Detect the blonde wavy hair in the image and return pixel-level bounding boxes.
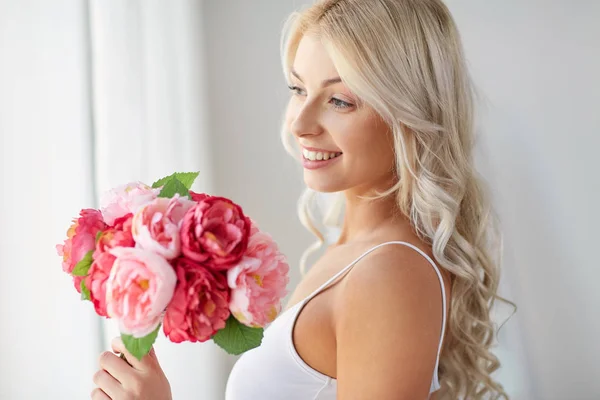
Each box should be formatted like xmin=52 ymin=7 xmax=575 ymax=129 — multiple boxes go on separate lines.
xmin=279 ymin=0 xmax=515 ymax=398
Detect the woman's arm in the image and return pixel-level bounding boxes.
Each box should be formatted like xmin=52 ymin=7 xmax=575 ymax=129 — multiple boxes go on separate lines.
xmin=335 ymin=246 xmax=446 ymax=400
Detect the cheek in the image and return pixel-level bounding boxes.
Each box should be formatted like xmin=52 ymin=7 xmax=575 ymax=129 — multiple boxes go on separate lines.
xmin=340 ymin=123 xmax=395 ymax=180
xmin=336 ymin=118 xmax=393 ymax=161
xmin=374 ymin=128 xmax=396 ymax=166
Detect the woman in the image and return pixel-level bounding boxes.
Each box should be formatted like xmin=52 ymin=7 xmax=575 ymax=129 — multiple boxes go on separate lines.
xmin=91 ymin=0 xmax=513 ymax=399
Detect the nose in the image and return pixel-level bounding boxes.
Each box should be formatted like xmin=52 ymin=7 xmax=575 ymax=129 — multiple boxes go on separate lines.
xmin=290 ymin=101 xmax=324 ymax=139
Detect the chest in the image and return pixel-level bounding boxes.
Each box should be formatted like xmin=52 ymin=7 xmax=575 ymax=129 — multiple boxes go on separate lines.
xmin=282 ymin=246 xmax=368 ymax=379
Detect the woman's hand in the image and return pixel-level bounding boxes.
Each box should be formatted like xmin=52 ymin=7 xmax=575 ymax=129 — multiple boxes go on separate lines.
xmin=91 ymin=337 xmax=172 ymax=400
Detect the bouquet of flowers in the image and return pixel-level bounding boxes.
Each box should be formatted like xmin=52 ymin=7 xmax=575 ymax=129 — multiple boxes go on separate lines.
xmin=56 ymin=172 xmax=290 ymax=360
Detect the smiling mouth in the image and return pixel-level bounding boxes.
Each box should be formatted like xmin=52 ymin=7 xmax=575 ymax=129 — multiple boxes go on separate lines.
xmin=302 ymin=149 xmax=343 ymax=161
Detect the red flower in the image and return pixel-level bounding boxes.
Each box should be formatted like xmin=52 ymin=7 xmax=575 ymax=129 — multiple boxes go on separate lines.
xmin=180 ymin=197 xmax=251 ymax=270
xmin=85 ymin=252 xmax=116 ymax=317
xmin=163 ymin=258 xmax=231 ymax=343
xmin=189 ymin=190 xmax=210 ymax=202
xmin=94 ymin=214 xmax=134 ymax=257
xmin=56 ymin=209 xmax=107 ymax=275
xmin=87 ymin=214 xmax=135 ymax=317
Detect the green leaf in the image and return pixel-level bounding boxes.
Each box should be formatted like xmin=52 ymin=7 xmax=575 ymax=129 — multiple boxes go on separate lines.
xmin=72 ymin=251 xmax=94 ymax=276
xmin=95 ymin=231 xmax=103 ymax=244
xmin=157 ymin=178 xmax=190 ymax=199
xmin=212 ymin=316 xmax=264 ymax=355
xmin=152 ymin=172 xmax=199 ymax=190
xmin=80 ymin=279 xmax=91 ymax=301
xmin=121 ymin=324 xmax=161 ymax=361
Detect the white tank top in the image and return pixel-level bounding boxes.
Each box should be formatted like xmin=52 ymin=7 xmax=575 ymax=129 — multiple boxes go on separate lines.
xmin=225 ymin=241 xmax=448 ymax=399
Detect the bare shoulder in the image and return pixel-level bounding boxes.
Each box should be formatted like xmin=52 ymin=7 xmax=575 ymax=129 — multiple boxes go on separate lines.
xmin=334 ymin=242 xmax=450 ymax=399
xmin=338 ymin=242 xmax=449 ymax=312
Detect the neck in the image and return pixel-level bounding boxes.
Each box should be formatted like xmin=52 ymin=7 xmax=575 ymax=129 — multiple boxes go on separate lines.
xmin=336 ymin=189 xmax=408 ymax=245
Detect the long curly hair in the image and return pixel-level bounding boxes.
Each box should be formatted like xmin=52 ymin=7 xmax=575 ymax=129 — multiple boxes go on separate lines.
xmin=278 ymin=0 xmax=516 ymax=398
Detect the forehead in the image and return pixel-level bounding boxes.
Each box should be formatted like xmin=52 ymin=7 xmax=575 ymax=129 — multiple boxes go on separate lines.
xmin=292 ymin=34 xmax=340 ymax=81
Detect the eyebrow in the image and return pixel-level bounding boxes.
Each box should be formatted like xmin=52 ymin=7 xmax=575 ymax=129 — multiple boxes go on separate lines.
xmin=291 ymin=68 xmax=342 ymax=88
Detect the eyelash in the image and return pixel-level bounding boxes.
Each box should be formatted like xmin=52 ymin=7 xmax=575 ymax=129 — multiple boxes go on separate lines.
xmin=287 ymin=85 xmax=354 ymax=110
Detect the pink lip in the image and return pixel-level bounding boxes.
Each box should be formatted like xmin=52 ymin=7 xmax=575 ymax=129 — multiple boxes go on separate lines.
xmin=301 ymin=154 xmax=342 ymax=170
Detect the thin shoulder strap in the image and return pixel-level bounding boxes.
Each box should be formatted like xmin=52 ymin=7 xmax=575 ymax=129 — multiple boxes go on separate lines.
xmin=299 ymin=241 xmax=406 ymax=306
xmin=300 ymin=241 xmax=447 ymax=376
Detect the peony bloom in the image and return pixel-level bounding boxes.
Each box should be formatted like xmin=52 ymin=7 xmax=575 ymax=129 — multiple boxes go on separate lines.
xmin=73 ymin=276 xmax=85 ymax=294
xmin=94 ymin=214 xmax=135 ymax=257
xmin=56 ymin=209 xmax=107 ymax=275
xmin=163 ymin=257 xmax=231 ymax=343
xmin=227 ymin=230 xmax=289 ymax=328
xmin=100 ymin=182 xmax=159 ymax=226
xmin=189 ymin=190 xmax=210 ymax=202
xmin=180 ymin=197 xmax=251 ymax=270
xmin=105 ymin=247 xmax=177 ymax=338
xmin=132 ymin=196 xmax=195 ymax=260
xmin=87 ymin=214 xmax=135 ymax=317
xmin=85 ymin=251 xmax=116 ymax=317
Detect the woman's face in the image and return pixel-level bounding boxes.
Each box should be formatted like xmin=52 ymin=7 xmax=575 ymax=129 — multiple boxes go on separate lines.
xmin=285 ymin=35 xmax=396 ymax=195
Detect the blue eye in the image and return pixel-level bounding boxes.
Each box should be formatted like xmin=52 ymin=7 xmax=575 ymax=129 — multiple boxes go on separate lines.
xmin=288 ymin=84 xmax=354 ymax=110
xmin=287 ymin=85 xmax=305 ymax=96
xmin=330 ymin=97 xmax=353 ymax=110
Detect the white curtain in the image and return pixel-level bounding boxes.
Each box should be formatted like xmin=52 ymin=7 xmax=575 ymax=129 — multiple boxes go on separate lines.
xmin=0 ymin=0 xmax=232 ymax=398
xmin=0 ymin=1 xmax=100 ymax=398
xmin=88 ymin=1 xmax=229 ymax=399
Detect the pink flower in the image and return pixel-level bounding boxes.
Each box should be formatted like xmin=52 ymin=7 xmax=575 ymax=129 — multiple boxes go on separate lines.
xmin=86 ymin=214 xmax=135 ymax=317
xmin=105 ymin=247 xmax=177 ymax=338
xmin=100 ymin=182 xmax=159 ymax=226
xmin=73 ymin=276 xmax=85 ymax=294
xmin=132 ymin=196 xmax=195 ymax=260
xmin=56 ymin=209 xmax=107 ymax=274
xmin=227 ymin=231 xmax=289 ymax=327
xmin=85 ymin=252 xmax=116 ymax=317
xmin=180 ymin=197 xmax=251 ymax=270
xmin=94 ymin=214 xmax=135 ymax=257
xmin=163 ymin=257 xmax=231 ymax=343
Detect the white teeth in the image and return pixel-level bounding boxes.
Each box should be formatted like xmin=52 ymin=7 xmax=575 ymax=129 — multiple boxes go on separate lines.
xmin=302 ymin=149 xmax=341 ymax=161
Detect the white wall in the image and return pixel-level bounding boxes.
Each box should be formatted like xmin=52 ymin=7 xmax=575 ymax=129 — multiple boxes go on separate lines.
xmin=0 ymin=1 xmax=100 ymax=398
xmin=447 ymin=1 xmax=600 ymax=399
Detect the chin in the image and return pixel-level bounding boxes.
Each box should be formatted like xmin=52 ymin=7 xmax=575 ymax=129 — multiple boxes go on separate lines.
xmin=304 ymin=174 xmax=346 ymax=193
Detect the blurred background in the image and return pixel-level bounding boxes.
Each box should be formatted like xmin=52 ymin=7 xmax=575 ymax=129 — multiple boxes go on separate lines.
xmin=0 ymin=0 xmax=598 ymax=399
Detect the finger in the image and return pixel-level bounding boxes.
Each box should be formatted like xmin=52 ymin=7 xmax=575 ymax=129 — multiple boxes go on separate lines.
xmin=98 ymin=350 xmax=132 ymax=382
xmin=92 ymin=370 xmax=122 ymax=399
xmin=110 ymin=336 xmax=147 ymax=370
xmin=110 ymin=336 xmax=159 ymax=370
xmin=90 ymin=387 xmax=111 ymax=400
xmin=146 ymin=346 xmax=160 ymax=364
